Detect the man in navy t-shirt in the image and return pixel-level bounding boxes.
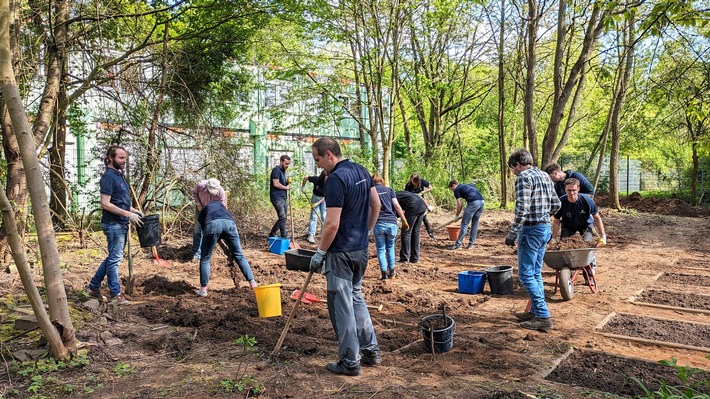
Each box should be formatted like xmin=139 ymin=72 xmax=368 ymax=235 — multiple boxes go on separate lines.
xmin=86 ymin=145 xmax=144 ymax=306
xmin=447 ymin=179 xmax=485 ymax=250
xmin=544 ymin=163 xmax=594 ymax=198
xmin=308 ymin=137 xmax=381 ymax=376
xmin=552 ymin=178 xmax=606 ymax=244
xmin=269 ymin=155 xmax=291 ymax=238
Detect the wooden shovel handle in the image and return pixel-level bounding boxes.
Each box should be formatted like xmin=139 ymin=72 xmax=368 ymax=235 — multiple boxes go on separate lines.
xmin=272 ymin=270 xmax=314 ymax=356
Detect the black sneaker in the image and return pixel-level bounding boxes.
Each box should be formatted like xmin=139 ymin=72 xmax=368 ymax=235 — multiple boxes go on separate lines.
xmin=380 ymin=271 xmax=388 ymax=280
xmin=428 ymin=232 xmax=436 ymax=240
xmin=448 ymin=243 xmax=461 ymax=250
xmin=514 ymin=312 xmax=536 ymax=322
xmin=387 ymin=268 xmax=396 ymax=279
xmin=85 ymin=286 xmax=104 ymax=301
xmin=520 ymin=317 xmax=553 ymax=332
xmin=361 ymin=350 xmax=381 ymax=366
xmin=326 ymin=361 xmax=361 ymax=376
xmin=466 ymin=242 xmax=474 ymax=249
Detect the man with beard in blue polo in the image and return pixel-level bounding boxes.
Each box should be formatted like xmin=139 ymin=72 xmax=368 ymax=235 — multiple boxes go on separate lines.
xmin=309 ymin=137 xmax=382 ymax=376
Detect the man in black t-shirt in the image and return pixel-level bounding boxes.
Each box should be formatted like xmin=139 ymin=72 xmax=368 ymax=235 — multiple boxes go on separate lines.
xmin=395 ymin=191 xmax=428 ymax=263
xmin=269 ymin=155 xmax=291 ymax=238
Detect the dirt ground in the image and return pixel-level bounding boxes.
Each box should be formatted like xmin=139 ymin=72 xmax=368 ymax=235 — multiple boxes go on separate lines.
xmin=1 ymin=196 xmax=710 ymax=399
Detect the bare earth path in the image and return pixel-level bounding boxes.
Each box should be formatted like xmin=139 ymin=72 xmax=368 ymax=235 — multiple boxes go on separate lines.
xmin=1 ymin=206 xmax=709 ymax=398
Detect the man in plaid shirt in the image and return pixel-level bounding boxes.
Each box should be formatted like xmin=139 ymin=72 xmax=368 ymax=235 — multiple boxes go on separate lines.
xmin=505 ymin=149 xmax=561 ymax=332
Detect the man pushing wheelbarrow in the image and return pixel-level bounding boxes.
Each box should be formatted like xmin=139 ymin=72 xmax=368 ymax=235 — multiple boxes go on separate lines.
xmin=550 ymin=177 xmax=607 ymax=285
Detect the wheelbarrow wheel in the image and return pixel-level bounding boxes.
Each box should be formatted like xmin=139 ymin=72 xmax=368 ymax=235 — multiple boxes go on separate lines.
xmin=559 ymin=268 xmax=575 ymax=300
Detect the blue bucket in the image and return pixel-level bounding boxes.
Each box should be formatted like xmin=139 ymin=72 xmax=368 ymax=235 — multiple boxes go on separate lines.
xmin=458 ymin=271 xmax=486 ymax=294
xmin=268 ymin=237 xmax=290 ymax=255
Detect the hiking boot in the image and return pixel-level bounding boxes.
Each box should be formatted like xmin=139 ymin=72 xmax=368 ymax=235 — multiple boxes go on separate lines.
xmin=514 ymin=312 xmax=536 ymax=322
xmin=307 ymin=235 xmax=316 ymax=244
xmin=428 ymin=232 xmax=436 ymax=240
xmin=520 ymin=317 xmax=553 ymax=332
xmin=448 ymin=243 xmax=461 ymax=250
xmin=380 ymin=271 xmax=388 ymax=280
xmin=111 ymin=293 xmax=131 ymax=306
xmin=361 ymin=350 xmax=381 ymax=366
xmin=466 ymin=242 xmax=474 ymax=249
xmin=387 ymin=268 xmax=396 ymax=279
xmin=85 ymin=286 xmax=104 ymax=301
xmin=326 ymin=361 xmax=361 ymax=376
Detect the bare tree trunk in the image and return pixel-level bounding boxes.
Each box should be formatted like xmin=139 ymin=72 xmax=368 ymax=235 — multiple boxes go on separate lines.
xmin=49 ymin=60 xmax=69 ymax=228
xmin=497 ymin=0 xmax=508 ymax=207
xmin=608 ymin=13 xmax=635 ymax=209
xmin=0 ymin=0 xmax=78 ymax=354
xmin=524 ymin=0 xmax=538 ymax=164
xmin=691 ymin=140 xmax=698 ymax=206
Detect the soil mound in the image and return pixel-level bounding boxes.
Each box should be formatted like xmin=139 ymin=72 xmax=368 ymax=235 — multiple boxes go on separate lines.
xmin=595 ymin=192 xmax=709 ymax=217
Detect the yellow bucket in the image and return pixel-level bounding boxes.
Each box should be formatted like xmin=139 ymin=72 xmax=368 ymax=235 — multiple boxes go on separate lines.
xmin=254 ymin=284 xmax=282 ymax=318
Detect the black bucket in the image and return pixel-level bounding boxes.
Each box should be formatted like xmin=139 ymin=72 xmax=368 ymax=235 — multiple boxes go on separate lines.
xmin=485 ymin=265 xmax=514 ymax=295
xmin=420 ymin=314 xmax=455 ymax=353
xmin=136 ymin=214 xmax=161 ymax=248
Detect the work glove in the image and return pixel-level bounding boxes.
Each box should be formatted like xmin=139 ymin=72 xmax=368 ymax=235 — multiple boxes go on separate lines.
xmin=598 ymin=234 xmax=607 ymax=247
xmin=505 ymin=232 xmax=516 ymax=247
xmin=455 ymin=215 xmax=461 ymax=221
xmin=286 ymin=177 xmax=292 ymax=185
xmin=127 ymin=212 xmax=144 ymax=227
xmin=309 ymin=248 xmax=327 ymax=273
xmin=301 ymin=185 xmax=307 ymax=194
xmin=132 ymin=209 xmax=144 ymax=217
xmin=549 ymin=237 xmax=557 ymax=245
xmin=402 ymin=220 xmax=410 ymax=230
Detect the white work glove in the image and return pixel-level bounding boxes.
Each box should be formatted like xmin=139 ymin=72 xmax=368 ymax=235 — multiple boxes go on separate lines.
xmin=132 ymin=209 xmax=144 ymax=217
xmin=127 ymin=212 xmax=144 ymax=227
xmin=599 ymin=235 xmax=607 ymax=246
xmin=549 ymin=237 xmax=558 ymax=245
xmin=301 ymin=185 xmax=307 ymax=194
xmin=309 ymin=248 xmax=327 ymax=273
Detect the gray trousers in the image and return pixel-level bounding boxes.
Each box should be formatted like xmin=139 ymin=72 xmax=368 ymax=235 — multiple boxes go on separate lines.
xmin=325 ymin=249 xmax=379 ymax=368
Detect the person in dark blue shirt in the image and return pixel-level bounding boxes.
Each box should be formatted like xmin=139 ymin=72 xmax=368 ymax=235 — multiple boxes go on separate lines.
xmin=544 ymin=163 xmax=594 ymax=198
xmin=301 ymin=171 xmax=327 ymax=243
xmin=269 ymin=155 xmax=291 ymax=238
xmin=552 ymin=178 xmax=606 ymax=244
xmin=372 ymin=174 xmax=407 ymax=280
xmin=86 ymin=145 xmax=144 ymax=306
xmin=404 ymin=173 xmax=436 ymax=240
xmin=447 ymin=179 xmax=485 ymax=250
xmin=195 ymin=201 xmax=257 ymax=297
xmin=395 ymin=191 xmax=428 ymax=264
xmin=552 ymin=178 xmax=607 ymax=284
xmin=308 ymin=137 xmax=381 ymax=376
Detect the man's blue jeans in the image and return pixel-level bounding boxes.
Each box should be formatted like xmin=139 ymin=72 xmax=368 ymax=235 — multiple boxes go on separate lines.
xmin=308 ymin=195 xmax=326 ymax=236
xmin=325 ymin=250 xmax=379 ymax=369
xmin=192 ymin=208 xmax=202 ymax=258
xmin=89 ymin=222 xmax=128 ymax=297
xmin=373 ymin=222 xmax=397 ymax=272
xmin=270 ymin=198 xmax=288 ymax=238
xmin=199 ymin=219 xmax=255 ymax=287
xmin=517 ymin=224 xmax=552 ymax=319
xmin=456 ymin=200 xmax=484 ymax=246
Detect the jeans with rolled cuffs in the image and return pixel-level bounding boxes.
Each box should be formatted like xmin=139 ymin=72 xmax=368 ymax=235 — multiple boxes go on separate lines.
xmin=89 ymin=222 xmax=128 ymax=297
xmin=308 ymin=195 xmax=327 ymax=236
xmin=456 ymin=200 xmax=484 ymax=246
xmin=373 ymin=222 xmax=397 ymax=272
xmin=199 ymin=219 xmax=254 ymax=287
xmin=325 ymin=250 xmax=379 ymax=369
xmin=517 ymin=224 xmax=552 ymax=319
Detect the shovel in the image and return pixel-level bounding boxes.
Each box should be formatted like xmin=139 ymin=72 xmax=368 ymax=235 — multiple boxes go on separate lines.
xmin=288 ymin=190 xmax=301 ymax=249
xmin=125 ymin=224 xmax=135 ymax=295
xmin=435 ymin=217 xmax=460 ymax=231
xmin=271 ymin=270 xmax=313 ymax=357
